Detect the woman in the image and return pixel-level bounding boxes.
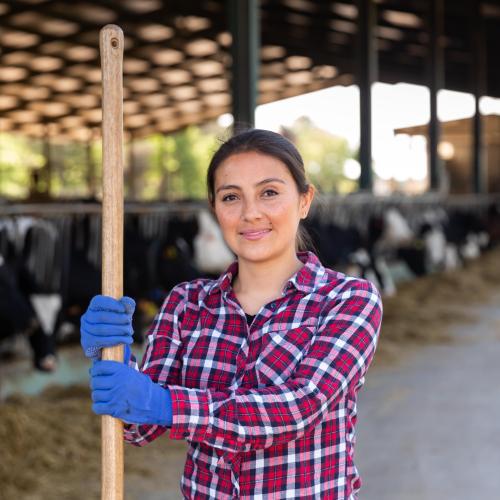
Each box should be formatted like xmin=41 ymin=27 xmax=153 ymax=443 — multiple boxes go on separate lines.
xmin=81 ymin=129 xmax=383 ymax=499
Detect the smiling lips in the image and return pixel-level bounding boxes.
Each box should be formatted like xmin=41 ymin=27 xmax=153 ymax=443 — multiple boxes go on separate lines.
xmin=240 ymin=229 xmax=272 ymax=240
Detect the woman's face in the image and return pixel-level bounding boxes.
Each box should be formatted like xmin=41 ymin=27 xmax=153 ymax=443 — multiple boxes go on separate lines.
xmin=213 ymin=150 xmax=314 ymax=265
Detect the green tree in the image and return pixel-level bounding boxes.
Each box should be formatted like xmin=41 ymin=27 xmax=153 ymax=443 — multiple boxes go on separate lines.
xmin=285 ymin=116 xmax=358 ymax=194
xmin=142 ymin=125 xmax=222 ymax=201
xmin=0 ymin=134 xmax=45 ymax=199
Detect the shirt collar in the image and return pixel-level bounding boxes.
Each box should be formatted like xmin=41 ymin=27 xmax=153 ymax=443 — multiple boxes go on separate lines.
xmin=209 ymin=251 xmax=327 ymax=296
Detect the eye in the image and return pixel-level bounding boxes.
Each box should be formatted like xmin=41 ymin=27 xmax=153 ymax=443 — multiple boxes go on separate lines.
xmin=262 ymin=189 xmax=278 ymax=197
xmin=221 ymin=193 xmax=238 ymax=202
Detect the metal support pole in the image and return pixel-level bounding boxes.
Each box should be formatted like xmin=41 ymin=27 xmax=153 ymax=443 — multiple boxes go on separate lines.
xmin=472 ymin=0 xmax=487 ymax=193
xmin=43 ymin=134 xmax=52 ymax=197
xmin=158 ymin=134 xmax=169 ymax=201
xmin=228 ymin=0 xmax=259 ymax=132
xmin=356 ymin=0 xmax=377 ymax=192
xmin=86 ymin=132 xmax=96 ymax=198
xmin=127 ymin=135 xmax=137 ymax=200
xmin=428 ymin=0 xmax=444 ymax=191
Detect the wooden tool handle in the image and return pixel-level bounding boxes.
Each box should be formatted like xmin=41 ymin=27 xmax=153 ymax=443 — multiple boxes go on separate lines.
xmin=100 ymin=24 xmax=125 ymax=500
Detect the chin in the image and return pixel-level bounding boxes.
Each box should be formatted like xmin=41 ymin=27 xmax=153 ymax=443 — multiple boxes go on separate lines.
xmin=227 ymin=242 xmax=268 ymax=261
xmin=236 ymin=249 xmax=271 ymax=263
xmin=236 ymin=244 xmax=291 ymax=264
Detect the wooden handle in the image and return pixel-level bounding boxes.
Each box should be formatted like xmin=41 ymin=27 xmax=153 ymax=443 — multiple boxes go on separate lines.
xmin=100 ymin=24 xmax=125 ymax=500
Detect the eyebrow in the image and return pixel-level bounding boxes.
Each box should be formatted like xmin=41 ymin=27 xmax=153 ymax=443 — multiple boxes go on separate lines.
xmin=215 ymin=177 xmax=286 ymax=194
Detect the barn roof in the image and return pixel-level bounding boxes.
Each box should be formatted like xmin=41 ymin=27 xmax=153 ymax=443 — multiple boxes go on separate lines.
xmin=395 ymin=114 xmax=500 ymax=137
xmin=0 ymin=0 xmax=499 ymax=141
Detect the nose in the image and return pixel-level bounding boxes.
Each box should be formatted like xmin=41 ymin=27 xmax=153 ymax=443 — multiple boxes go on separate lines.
xmin=241 ymin=198 xmax=263 ymax=221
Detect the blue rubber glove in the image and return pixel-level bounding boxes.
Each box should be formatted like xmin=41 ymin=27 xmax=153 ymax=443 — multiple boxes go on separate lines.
xmin=80 ymin=295 xmax=136 ymax=360
xmin=90 ymin=360 xmax=172 ymax=426
xmin=123 ymin=344 xmax=132 ymax=364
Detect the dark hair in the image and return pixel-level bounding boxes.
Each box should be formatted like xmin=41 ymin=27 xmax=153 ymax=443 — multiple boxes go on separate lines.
xmin=206 ymin=128 xmax=314 ymax=251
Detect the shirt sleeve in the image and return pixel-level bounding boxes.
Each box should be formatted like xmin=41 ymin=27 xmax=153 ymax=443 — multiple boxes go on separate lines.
xmin=123 ymin=282 xmax=187 ymax=446
xmin=167 ymin=279 xmax=382 ymax=453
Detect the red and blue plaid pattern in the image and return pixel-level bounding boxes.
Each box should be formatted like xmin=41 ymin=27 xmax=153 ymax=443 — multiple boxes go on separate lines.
xmin=124 ymin=251 xmax=382 ymax=499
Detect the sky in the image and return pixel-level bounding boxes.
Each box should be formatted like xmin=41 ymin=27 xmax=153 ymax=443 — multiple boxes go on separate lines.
xmin=218 ymin=83 xmax=500 ymax=183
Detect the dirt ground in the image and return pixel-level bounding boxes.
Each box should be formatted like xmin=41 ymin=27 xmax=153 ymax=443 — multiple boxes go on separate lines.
xmin=1 ymin=247 xmax=500 ymax=499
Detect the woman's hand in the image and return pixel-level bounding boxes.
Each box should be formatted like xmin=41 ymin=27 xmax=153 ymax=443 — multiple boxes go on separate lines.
xmin=80 ymin=295 xmax=136 ymax=360
xmin=90 ymin=360 xmax=172 ymax=426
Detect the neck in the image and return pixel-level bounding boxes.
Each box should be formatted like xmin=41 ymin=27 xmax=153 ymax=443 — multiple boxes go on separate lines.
xmin=233 ymin=249 xmax=304 ymax=297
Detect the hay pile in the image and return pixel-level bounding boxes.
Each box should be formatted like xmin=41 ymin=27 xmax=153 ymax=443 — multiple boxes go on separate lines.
xmin=373 ymin=246 xmax=500 ymax=367
xmin=1 ymin=247 xmax=500 ymax=499
xmin=0 ymin=385 xmax=101 ymax=499
xmin=0 ymin=385 xmax=186 ymax=499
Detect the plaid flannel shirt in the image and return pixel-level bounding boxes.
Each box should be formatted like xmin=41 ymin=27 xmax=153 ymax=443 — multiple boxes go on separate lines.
xmin=124 ymin=251 xmax=382 ymax=499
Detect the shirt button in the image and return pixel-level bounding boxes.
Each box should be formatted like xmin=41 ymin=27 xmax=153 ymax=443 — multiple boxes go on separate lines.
xmin=270 ymin=303 xmax=276 ymax=310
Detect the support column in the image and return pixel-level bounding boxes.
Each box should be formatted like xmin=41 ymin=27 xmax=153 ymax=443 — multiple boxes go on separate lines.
xmin=356 ymin=0 xmax=377 ymax=192
xmin=472 ymin=0 xmax=487 ymax=193
xmin=428 ymin=0 xmax=445 ymax=191
xmin=43 ymin=124 xmax=52 ymax=197
xmin=86 ymin=130 xmax=96 ymax=198
xmin=228 ymin=0 xmax=259 ymax=132
xmin=127 ymin=135 xmax=137 ymax=200
xmin=0 ymin=125 xmax=3 ymax=196
xmin=158 ymin=134 xmax=170 ymax=201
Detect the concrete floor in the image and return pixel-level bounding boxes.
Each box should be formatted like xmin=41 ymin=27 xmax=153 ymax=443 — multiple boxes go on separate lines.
xmin=355 ymin=294 xmax=500 ymax=500
xmin=0 ymin=338 xmax=91 ymax=400
xmin=2 ymin=295 xmax=499 ymax=499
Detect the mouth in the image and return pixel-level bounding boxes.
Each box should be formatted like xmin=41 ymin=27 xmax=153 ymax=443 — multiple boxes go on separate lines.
xmin=240 ymin=229 xmax=272 ymax=240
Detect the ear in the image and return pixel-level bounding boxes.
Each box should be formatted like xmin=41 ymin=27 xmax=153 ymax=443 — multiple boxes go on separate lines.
xmin=299 ymin=184 xmax=315 ymax=219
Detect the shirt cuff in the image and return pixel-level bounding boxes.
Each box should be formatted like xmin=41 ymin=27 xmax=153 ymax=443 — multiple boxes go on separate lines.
xmin=167 ymin=385 xmax=211 ymax=442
